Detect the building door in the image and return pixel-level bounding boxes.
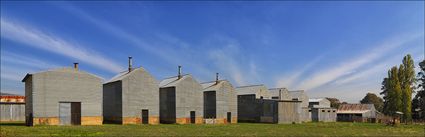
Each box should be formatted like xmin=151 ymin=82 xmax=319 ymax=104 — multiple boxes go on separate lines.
xmin=71 ymin=102 xmax=81 ymax=125
xmin=227 ymin=112 xmax=231 ymax=123
xmin=142 ymin=109 xmax=149 ymax=124
xmin=190 ymin=111 xmax=196 ymax=124
xmin=203 ymin=91 xmax=216 ymax=119
xmin=160 ymin=87 xmax=176 ymax=124
xmin=59 ymin=102 xmax=71 ymax=125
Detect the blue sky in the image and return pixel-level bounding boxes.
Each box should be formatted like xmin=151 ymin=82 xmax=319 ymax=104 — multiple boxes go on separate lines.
xmin=1 ymin=1 xmax=424 ymax=102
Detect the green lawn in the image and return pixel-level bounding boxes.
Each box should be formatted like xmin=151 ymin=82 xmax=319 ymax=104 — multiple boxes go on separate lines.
xmin=1 ymin=122 xmax=423 ymax=137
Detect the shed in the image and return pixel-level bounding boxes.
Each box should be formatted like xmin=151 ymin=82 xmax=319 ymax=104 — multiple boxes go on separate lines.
xmin=289 ymin=90 xmax=310 ymax=122
xmin=103 ymin=57 xmax=159 ymax=124
xmin=159 ymin=67 xmax=203 ymax=124
xmin=1 ymin=93 xmax=25 ymax=122
xmin=308 ymin=98 xmax=336 ymax=122
xmin=201 ymin=75 xmax=237 ymax=124
xmin=308 ymin=98 xmax=331 ymax=108
xmin=22 ymin=63 xmax=103 ymax=126
xmin=337 ymin=104 xmax=376 ymax=122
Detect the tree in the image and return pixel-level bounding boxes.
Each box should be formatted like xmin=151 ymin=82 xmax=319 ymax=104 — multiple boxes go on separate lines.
xmin=413 ymin=59 xmax=425 ymax=119
xmin=380 ymin=77 xmax=390 ymax=114
xmin=384 ymin=66 xmax=402 ymax=116
xmin=360 ymin=93 xmax=384 ymax=112
xmin=326 ymin=97 xmax=342 ymax=109
xmin=399 ymin=55 xmax=415 ymax=121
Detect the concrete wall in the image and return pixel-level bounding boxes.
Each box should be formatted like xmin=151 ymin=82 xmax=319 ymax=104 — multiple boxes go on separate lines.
xmin=277 ymin=101 xmax=301 ymax=124
xmin=24 ymin=68 xmax=103 ymax=125
xmin=175 ymin=76 xmax=203 ymax=121
xmin=203 ymin=81 xmax=237 ymax=123
xmin=311 ymin=108 xmax=336 ymax=122
xmin=121 ymin=68 xmax=159 ymax=124
xmin=1 ymin=103 xmax=25 ymax=121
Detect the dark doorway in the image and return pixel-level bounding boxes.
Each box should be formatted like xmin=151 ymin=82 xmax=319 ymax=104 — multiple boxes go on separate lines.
xmin=160 ymin=87 xmax=176 ymax=124
xmin=26 ymin=113 xmax=33 ymax=126
xmin=190 ymin=111 xmax=196 ymax=124
xmin=203 ymin=91 xmax=216 ymax=119
xmin=142 ymin=109 xmax=149 ymax=124
xmin=227 ymin=112 xmax=231 ymax=123
xmin=71 ymin=102 xmax=81 ymax=125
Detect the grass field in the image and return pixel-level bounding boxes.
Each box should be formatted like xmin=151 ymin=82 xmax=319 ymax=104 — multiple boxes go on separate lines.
xmin=1 ymin=122 xmax=424 ymax=137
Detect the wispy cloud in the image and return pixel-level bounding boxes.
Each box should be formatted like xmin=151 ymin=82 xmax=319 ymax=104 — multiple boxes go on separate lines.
xmin=295 ymin=32 xmax=423 ymax=90
xmin=0 ymin=18 xmax=123 ymax=73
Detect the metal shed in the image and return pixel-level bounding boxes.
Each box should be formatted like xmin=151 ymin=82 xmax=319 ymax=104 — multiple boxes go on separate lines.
xmin=22 ymin=63 xmax=103 ymax=126
xmin=200 ymin=74 xmax=237 ymax=124
xmin=309 ymin=98 xmax=336 ymax=122
xmin=289 ymin=90 xmax=311 ymax=122
xmin=159 ymin=66 xmax=203 ymax=124
xmin=103 ymin=57 xmax=159 ymax=124
xmin=337 ymin=104 xmax=376 ymax=122
xmin=0 ymin=93 xmax=25 ymax=122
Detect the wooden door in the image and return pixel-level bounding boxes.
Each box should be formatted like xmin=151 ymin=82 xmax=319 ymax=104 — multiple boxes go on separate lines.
xmin=142 ymin=109 xmax=149 ymax=124
xmin=71 ymin=102 xmax=81 ymax=125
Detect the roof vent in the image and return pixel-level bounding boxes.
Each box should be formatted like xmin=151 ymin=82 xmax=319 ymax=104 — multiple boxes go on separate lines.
xmin=178 ymin=66 xmax=182 ymax=79
xmin=73 ymin=63 xmax=79 ymax=71
xmin=215 ymin=73 xmax=219 ymax=84
xmin=128 ymin=56 xmax=133 ymax=72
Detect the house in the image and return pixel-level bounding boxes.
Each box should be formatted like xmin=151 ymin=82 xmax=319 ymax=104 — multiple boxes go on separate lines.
xmin=237 ymin=86 xmax=301 ymax=124
xmin=159 ymin=66 xmax=203 ymax=124
xmin=0 ymin=93 xmax=25 ymax=122
xmin=200 ymin=73 xmax=237 ymax=124
xmin=22 ymin=63 xmax=103 ymax=126
xmin=308 ymin=98 xmax=337 ymax=122
xmin=289 ymin=90 xmax=310 ymax=122
xmin=337 ymin=104 xmax=376 ymax=122
xmin=103 ymin=57 xmax=159 ymax=124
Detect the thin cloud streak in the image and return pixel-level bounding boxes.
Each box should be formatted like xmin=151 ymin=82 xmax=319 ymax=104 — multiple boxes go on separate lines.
xmin=0 ymin=18 xmax=123 ymax=73
xmin=295 ymin=32 xmax=423 ymax=90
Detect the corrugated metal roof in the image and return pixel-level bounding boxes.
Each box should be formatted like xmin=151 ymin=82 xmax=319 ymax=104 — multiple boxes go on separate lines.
xmin=159 ymin=74 xmax=190 ymax=88
xmin=337 ymin=104 xmax=374 ymax=114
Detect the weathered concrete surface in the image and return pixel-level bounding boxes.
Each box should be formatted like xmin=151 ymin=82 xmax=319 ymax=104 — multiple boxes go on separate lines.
xmin=289 ymin=90 xmax=310 ymax=122
xmin=159 ymin=75 xmax=203 ymax=124
xmin=103 ymin=67 xmax=159 ymax=124
xmin=201 ymin=80 xmax=237 ymax=124
xmin=236 ymin=85 xmax=271 ymax=99
xmin=311 ymin=107 xmax=337 ymax=122
xmin=22 ymin=67 xmax=103 ymax=126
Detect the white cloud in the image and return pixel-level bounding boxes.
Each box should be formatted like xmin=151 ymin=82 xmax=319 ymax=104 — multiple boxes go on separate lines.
xmin=296 ymin=32 xmax=423 ymax=90
xmin=0 ymin=18 xmax=123 ymax=73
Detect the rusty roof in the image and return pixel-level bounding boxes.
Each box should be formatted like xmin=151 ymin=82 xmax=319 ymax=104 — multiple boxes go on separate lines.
xmin=337 ymin=104 xmax=375 ymax=114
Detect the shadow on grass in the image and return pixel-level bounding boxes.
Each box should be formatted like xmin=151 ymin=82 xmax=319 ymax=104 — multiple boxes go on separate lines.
xmin=0 ymin=122 xmax=26 ymax=126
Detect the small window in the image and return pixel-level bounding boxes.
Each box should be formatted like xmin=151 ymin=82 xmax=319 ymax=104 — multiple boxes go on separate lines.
xmin=328 ymin=110 xmax=331 ymax=112
xmin=309 ymin=110 xmax=312 ymax=112
xmin=333 ymin=110 xmax=336 ymax=112
xmin=322 ymin=110 xmax=325 ymax=112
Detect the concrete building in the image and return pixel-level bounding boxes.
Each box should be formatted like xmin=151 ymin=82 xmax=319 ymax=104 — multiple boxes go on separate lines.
xmin=1 ymin=93 xmax=25 ymax=122
xmin=237 ymin=86 xmax=301 ymax=124
xmin=22 ymin=63 xmax=103 ymax=126
xmin=200 ymin=73 xmax=237 ymax=124
xmin=103 ymin=57 xmax=159 ymax=124
xmin=236 ymin=85 xmax=271 ymax=99
xmin=289 ymin=90 xmax=310 ymax=122
xmin=337 ymin=104 xmax=376 ymax=122
xmin=308 ymin=98 xmax=336 ymax=122
xmin=159 ymin=66 xmax=203 ymax=124
xmin=269 ymin=88 xmax=291 ymax=100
